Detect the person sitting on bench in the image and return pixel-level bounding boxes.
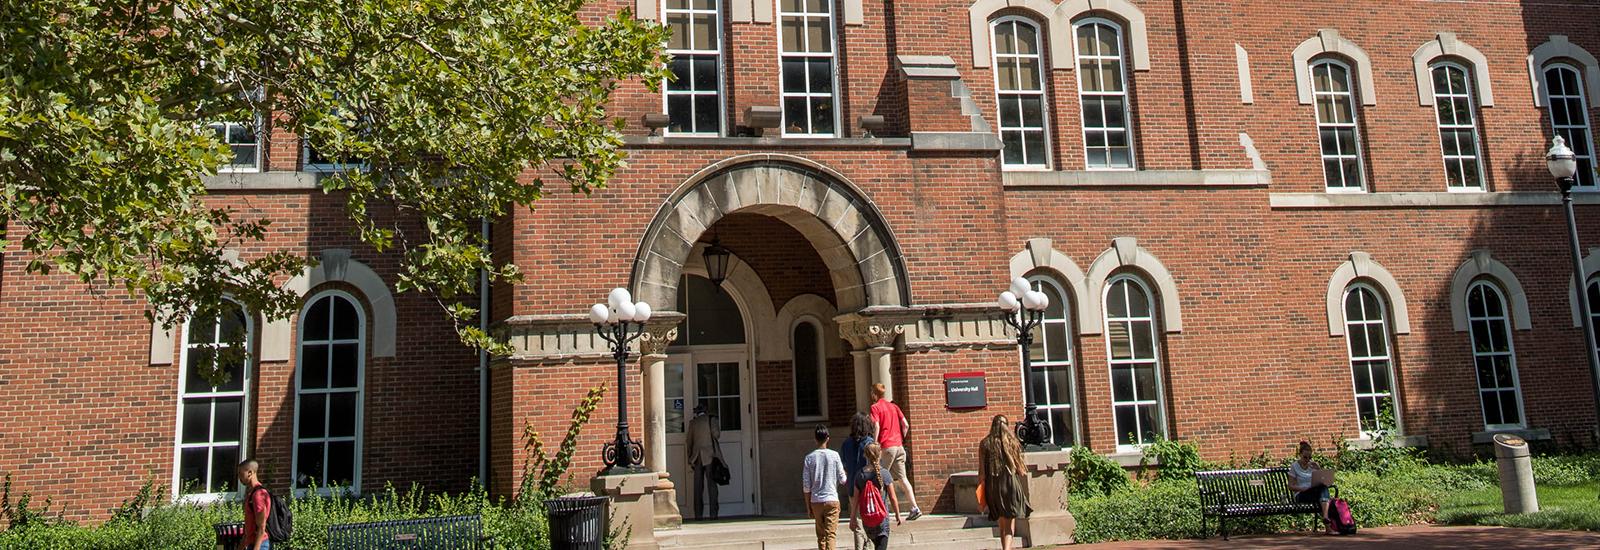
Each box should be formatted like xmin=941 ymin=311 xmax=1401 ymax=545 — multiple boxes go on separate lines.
xmin=1288 ymin=441 xmax=1336 ymax=535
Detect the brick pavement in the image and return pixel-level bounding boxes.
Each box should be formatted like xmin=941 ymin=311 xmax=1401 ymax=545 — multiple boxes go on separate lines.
xmin=1069 ymin=525 xmax=1600 ymax=550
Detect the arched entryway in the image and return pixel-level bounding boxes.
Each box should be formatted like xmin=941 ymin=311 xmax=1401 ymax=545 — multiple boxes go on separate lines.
xmin=635 ymin=157 xmax=910 ymax=518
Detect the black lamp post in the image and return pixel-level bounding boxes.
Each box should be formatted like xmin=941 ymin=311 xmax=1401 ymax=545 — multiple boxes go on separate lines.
xmin=1549 ymin=136 xmax=1600 ymax=441
xmin=589 ymin=288 xmax=653 ymax=475
xmin=998 ymin=276 xmax=1055 ymax=450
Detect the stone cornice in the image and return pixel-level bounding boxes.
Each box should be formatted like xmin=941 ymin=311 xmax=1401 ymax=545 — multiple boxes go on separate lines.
xmin=1270 ymin=191 xmax=1600 ymax=209
xmin=836 ymin=304 xmax=1014 ymax=351
xmin=1003 ymin=169 xmax=1270 ymax=188
xmin=496 ymin=311 xmax=686 ymax=362
xmin=622 ymin=136 xmax=911 ymax=149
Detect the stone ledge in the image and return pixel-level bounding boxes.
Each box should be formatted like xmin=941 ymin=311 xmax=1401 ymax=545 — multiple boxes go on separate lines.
xmin=909 ymin=132 xmax=1001 ymax=152
xmin=898 ymin=55 xmax=961 ymax=79
xmin=1471 ymin=428 xmax=1552 ymax=445
xmin=623 ymin=136 xmax=911 ymax=148
xmin=1343 ymin=435 xmax=1430 ymax=449
xmin=1003 ymin=169 xmax=1271 ymax=188
xmin=1271 ymin=191 xmax=1600 ymax=209
xmin=1109 ymin=450 xmax=1158 ymax=468
xmin=203 ymin=171 xmax=319 ymax=190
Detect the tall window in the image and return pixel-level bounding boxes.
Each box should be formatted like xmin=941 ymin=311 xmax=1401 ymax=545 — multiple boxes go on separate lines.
xmin=175 ymin=301 xmax=251 ymax=497
xmin=1431 ymin=63 xmax=1484 ymax=191
xmin=1074 ymin=18 xmax=1133 ymax=169
xmin=1312 ymin=59 xmax=1365 ymax=191
xmin=1026 ymin=276 xmax=1076 ymax=447
xmin=1544 ymin=64 xmax=1596 ymax=188
xmin=1104 ymin=275 xmax=1163 ymax=449
xmin=1587 ymin=279 xmax=1600 ymax=374
xmin=992 ymin=17 xmax=1049 ymax=168
xmin=1344 ymin=284 xmax=1398 ymax=435
xmin=209 ymin=122 xmax=260 ymax=172
xmin=664 ymin=0 xmax=722 ymax=135
xmin=792 ymin=320 xmax=826 ymax=420
xmin=779 ymin=0 xmax=836 ymax=136
xmin=294 ymin=291 xmax=365 ymax=491
xmin=1467 ymin=282 xmax=1522 ymax=429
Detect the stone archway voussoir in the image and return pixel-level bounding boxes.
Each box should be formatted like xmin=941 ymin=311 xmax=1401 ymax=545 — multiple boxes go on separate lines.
xmin=704 ymin=174 xmax=741 ymax=217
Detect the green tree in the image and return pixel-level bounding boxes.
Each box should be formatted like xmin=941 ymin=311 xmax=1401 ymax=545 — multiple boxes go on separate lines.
xmin=0 ymin=0 xmax=669 ymax=380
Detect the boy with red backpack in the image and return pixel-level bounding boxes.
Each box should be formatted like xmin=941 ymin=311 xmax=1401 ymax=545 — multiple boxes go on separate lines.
xmin=850 ymin=443 xmax=901 ymax=550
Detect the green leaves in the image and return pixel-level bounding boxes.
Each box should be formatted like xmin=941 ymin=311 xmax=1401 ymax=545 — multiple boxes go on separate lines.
xmin=2 ymin=0 xmax=668 ymax=362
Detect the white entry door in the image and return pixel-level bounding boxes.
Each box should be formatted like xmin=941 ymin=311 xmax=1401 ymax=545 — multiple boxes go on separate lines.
xmin=664 ymin=348 xmax=757 ymax=518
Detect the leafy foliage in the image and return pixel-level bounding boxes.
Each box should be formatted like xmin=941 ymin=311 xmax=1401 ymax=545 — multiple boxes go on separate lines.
xmin=0 ymin=0 xmax=670 ymax=382
xmin=1068 ymin=446 xmax=1132 ymax=499
xmin=1139 ymin=436 xmax=1207 ymax=482
xmin=521 ymin=385 xmax=606 ymax=503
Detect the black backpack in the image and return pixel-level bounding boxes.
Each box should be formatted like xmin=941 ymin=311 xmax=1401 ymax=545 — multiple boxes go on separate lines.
xmin=247 ymin=485 xmax=293 ymax=542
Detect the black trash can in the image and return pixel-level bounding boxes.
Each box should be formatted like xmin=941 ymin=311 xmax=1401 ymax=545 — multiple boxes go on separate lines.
xmin=545 ymin=495 xmax=608 ymax=550
xmin=213 ymin=521 xmax=244 ymax=550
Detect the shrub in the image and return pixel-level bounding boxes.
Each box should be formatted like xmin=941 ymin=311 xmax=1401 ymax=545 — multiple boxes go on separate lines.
xmin=1140 ymin=436 xmax=1206 ymax=482
xmin=1531 ymin=453 xmax=1600 ymax=486
xmin=1068 ymin=446 xmax=1131 ymax=498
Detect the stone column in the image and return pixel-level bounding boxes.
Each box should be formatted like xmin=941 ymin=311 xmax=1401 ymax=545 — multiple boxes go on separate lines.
xmin=1016 ymin=450 xmax=1076 ymax=546
xmin=850 ymin=349 xmax=871 ymax=410
xmin=638 ymin=326 xmax=682 ymax=530
xmin=841 ymin=321 xmax=903 ymax=401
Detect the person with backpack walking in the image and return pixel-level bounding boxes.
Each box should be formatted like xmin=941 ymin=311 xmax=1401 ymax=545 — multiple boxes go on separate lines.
xmin=977 ymin=415 xmax=1030 ymax=550
xmin=867 ymin=384 xmax=921 ymax=520
xmin=236 ymin=458 xmax=291 ymax=550
xmin=686 ymin=403 xmax=722 ymax=520
xmin=840 ymin=412 xmax=879 ymax=550
xmin=850 ymin=443 xmax=901 ymax=550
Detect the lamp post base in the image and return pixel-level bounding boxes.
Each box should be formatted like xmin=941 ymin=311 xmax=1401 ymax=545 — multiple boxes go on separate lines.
xmin=601 ymin=464 xmax=654 ymax=477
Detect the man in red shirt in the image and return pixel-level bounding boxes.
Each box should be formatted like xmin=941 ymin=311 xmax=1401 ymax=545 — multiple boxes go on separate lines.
xmin=236 ymin=459 xmax=272 ymax=550
xmin=868 ymin=383 xmax=922 ymax=520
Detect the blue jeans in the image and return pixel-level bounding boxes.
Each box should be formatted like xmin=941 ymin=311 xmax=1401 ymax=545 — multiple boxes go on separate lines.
xmin=244 ymin=540 xmax=270 ymax=550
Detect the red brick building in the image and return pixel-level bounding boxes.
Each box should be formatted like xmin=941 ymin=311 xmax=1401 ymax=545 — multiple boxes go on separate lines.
xmin=4 ymin=0 xmax=1600 ymax=525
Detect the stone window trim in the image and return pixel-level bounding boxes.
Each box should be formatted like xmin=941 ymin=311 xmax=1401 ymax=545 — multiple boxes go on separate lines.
xmin=966 ymin=0 xmax=1149 ymax=72
xmin=1324 ymin=251 xmax=1411 ymax=337
xmin=1008 ymin=237 xmax=1092 ymax=331
xmin=280 ymin=249 xmax=398 ymax=360
xmin=1236 ymin=44 xmax=1253 ymax=105
xmin=637 ymin=0 xmax=863 ymax=25
xmin=1084 ymin=237 xmax=1182 ymax=334
xmin=1412 ymin=32 xmax=1495 ymax=108
xmin=1528 ymin=35 xmax=1600 ymax=108
xmin=1566 ymin=248 xmax=1600 ymax=327
xmin=1449 ymin=250 xmax=1532 ymax=332
xmin=1293 ymin=29 xmax=1377 ymax=106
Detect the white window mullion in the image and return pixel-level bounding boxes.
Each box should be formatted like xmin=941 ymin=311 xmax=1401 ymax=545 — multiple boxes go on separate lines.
xmin=1104 ymin=276 xmax=1164 ymax=451
xmin=293 ymin=291 xmax=367 ymax=494
xmin=174 ymin=300 xmax=251 ymax=499
xmin=1074 ymin=19 xmax=1134 ymax=170
xmin=1344 ymin=285 xmax=1399 ymax=436
xmin=1312 ymin=60 xmax=1366 ymax=191
xmin=1432 ymin=63 xmax=1485 ymax=191
xmin=779 ymin=0 xmax=838 ymax=137
xmin=992 ymin=18 xmax=1050 ymax=168
xmin=1545 ymin=64 xmax=1598 ymax=189
xmin=1467 ymin=282 xmax=1523 ymax=430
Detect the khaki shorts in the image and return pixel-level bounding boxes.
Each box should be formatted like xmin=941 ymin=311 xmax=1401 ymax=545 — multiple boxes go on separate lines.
xmin=879 ymin=445 xmax=908 ymax=482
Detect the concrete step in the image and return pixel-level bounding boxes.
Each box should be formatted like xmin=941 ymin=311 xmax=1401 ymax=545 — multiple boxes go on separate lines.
xmin=657 ymin=514 xmax=1001 ymax=549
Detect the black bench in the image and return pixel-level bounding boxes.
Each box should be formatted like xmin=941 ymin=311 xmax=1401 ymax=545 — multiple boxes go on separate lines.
xmin=326 ymin=514 xmax=494 ymax=549
xmin=1194 ymin=467 xmax=1337 ymax=540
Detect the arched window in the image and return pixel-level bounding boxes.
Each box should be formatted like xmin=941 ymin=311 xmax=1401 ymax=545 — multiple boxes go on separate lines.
xmin=664 ymin=0 xmax=723 ymax=135
xmin=1074 ymin=18 xmax=1134 ymax=169
xmin=293 ymin=291 xmax=365 ymax=492
xmin=1544 ymin=64 xmax=1596 ymax=189
xmin=1467 ymin=282 xmax=1523 ymax=429
xmin=779 ymin=0 xmax=837 ymax=136
xmin=1344 ymin=284 xmax=1398 ymax=435
xmin=1103 ymin=275 xmax=1163 ymax=449
xmin=175 ymin=300 xmax=251 ymax=497
xmin=1312 ymin=59 xmax=1366 ymax=191
xmin=672 ymin=273 xmax=746 ymax=345
xmin=991 ymin=17 xmax=1049 ymax=168
xmin=1027 ymin=275 xmax=1077 ymax=447
xmin=792 ymin=319 xmax=827 ymax=420
xmin=1587 ymin=278 xmax=1600 ymax=368
xmin=1431 ymin=62 xmax=1484 ymax=190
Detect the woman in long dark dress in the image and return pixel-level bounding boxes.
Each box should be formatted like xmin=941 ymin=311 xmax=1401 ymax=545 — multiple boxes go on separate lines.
xmin=977 ymin=414 xmax=1030 ymax=550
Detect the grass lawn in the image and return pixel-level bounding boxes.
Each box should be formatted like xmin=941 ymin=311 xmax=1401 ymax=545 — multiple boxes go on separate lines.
xmin=1436 ymin=482 xmax=1600 ymax=532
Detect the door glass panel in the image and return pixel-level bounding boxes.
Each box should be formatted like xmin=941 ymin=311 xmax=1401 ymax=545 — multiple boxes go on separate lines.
xmin=666 ymin=361 xmax=686 ymax=434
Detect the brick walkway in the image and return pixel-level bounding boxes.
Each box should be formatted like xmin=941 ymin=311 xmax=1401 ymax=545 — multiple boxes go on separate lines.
xmin=1070 ymin=525 xmax=1600 ymax=549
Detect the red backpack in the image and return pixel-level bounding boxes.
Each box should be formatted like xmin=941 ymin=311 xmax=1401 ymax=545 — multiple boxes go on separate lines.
xmin=857 ymin=472 xmax=888 ymax=528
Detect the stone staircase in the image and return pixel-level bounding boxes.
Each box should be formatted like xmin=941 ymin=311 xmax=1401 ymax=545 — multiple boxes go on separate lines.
xmin=656 ymin=514 xmax=1002 ymax=550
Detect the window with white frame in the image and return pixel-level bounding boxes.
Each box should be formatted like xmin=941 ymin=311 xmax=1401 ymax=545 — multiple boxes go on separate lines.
xmin=1431 ymin=63 xmax=1485 ymax=190
xmin=1104 ymin=275 xmax=1164 ymax=449
xmin=664 ymin=0 xmax=722 ymax=135
xmin=1074 ymin=18 xmax=1133 ymax=169
xmin=1467 ymin=281 xmax=1523 ymax=429
xmin=1587 ymin=279 xmax=1600 ymax=371
xmin=1544 ymin=64 xmax=1597 ymax=188
xmin=778 ymin=0 xmax=837 ymax=136
xmin=1026 ymin=275 xmax=1076 ymax=447
xmin=992 ymin=17 xmax=1049 ymax=168
xmin=209 ymin=121 xmax=261 ymax=172
xmin=175 ymin=300 xmax=251 ymax=497
xmin=792 ymin=320 xmax=827 ymax=420
xmin=302 ymin=141 xmax=366 ymax=172
xmin=1311 ymin=59 xmax=1365 ymax=191
xmin=293 ymin=291 xmax=365 ymax=492
xmin=1344 ymin=284 xmax=1398 ymax=435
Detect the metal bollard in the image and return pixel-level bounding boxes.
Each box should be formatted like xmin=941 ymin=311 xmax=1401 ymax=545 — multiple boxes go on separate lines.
xmin=1492 ymin=433 xmax=1539 ymax=514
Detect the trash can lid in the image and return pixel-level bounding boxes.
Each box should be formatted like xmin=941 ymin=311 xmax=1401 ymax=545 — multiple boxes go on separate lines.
xmin=1492 ymin=433 xmax=1526 ymax=447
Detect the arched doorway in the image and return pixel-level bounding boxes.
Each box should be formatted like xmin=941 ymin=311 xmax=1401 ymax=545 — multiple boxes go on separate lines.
xmin=665 ymin=272 xmax=760 ymax=518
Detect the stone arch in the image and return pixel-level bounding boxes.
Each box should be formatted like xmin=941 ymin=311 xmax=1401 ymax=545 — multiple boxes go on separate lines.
xmin=1450 ymin=250 xmax=1531 ymax=331
xmin=1529 ymin=35 xmax=1600 ymax=108
xmin=1325 ymin=252 xmax=1411 ymax=337
xmin=632 ymin=155 xmax=910 ymax=314
xmin=1294 ymin=29 xmax=1378 ymax=106
xmin=1058 ymin=0 xmax=1151 ymax=71
xmin=1084 ymin=237 xmax=1182 ymax=334
xmin=278 ymin=249 xmax=397 ymax=359
xmin=1566 ymin=248 xmax=1600 ymax=327
xmin=1412 ymin=33 xmax=1496 ymax=107
xmin=967 ymin=0 xmax=1073 ymax=69
xmin=1008 ymin=237 xmax=1092 ymax=327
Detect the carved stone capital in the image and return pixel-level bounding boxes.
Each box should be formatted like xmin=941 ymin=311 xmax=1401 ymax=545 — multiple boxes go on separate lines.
xmin=639 ymin=327 xmax=679 ymax=357
xmin=839 ymin=320 xmax=904 ymax=350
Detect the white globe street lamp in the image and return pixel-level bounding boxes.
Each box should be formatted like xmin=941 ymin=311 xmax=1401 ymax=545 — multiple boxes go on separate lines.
xmin=590 ymin=287 xmax=654 ymax=474
xmin=997 ymin=278 xmax=1054 ymax=450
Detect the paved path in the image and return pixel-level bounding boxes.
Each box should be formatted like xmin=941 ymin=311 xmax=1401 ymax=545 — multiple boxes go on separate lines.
xmin=1070 ymin=525 xmax=1600 ymax=549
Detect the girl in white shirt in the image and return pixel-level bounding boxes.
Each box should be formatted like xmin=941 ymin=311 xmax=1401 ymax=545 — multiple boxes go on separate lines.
xmin=1288 ymin=441 xmax=1336 ymax=535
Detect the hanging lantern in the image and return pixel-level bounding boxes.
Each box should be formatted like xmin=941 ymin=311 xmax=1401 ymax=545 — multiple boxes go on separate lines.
xmin=703 ymin=237 xmax=732 ymax=291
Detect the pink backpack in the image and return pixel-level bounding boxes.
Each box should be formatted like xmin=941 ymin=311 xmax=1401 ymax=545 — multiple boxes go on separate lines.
xmin=1329 ymin=498 xmax=1357 ymax=535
